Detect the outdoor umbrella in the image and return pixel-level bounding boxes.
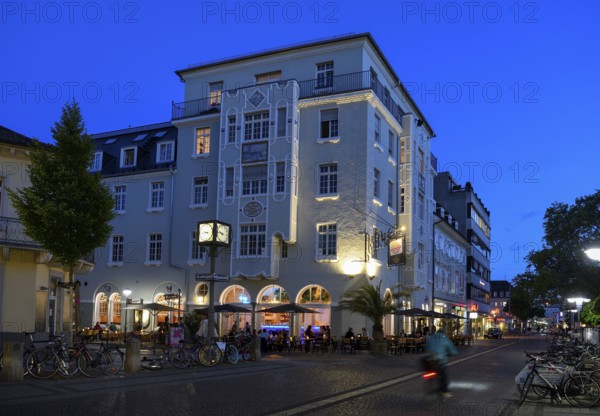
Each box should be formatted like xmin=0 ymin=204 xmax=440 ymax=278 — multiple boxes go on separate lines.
xmin=442 ymin=312 xmax=466 ymax=319
xmin=195 ymin=304 xmax=252 ymax=314
xmin=256 ymin=303 xmax=320 ymax=337
xmin=394 ymin=307 xmax=436 ymax=317
xmin=124 ymin=303 xmax=179 ymax=312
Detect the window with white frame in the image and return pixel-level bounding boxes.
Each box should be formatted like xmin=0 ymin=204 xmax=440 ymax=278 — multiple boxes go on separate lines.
xmin=244 ymin=112 xmax=269 ymax=141
xmin=110 ymin=235 xmax=124 ymax=263
xmin=228 ymin=116 xmax=236 ymax=143
xmin=318 ymin=164 xmax=337 ymax=195
xmin=195 ymin=127 xmax=210 ymax=155
xmin=373 ymin=168 xmax=380 ymax=199
xmin=113 ymin=185 xmax=126 ymax=212
xmin=209 ymin=81 xmax=223 ymax=106
xmin=320 ymin=108 xmax=338 ymax=139
xmin=157 ymin=141 xmax=175 ymax=163
xmin=190 ymin=230 xmax=207 ymax=263
xmin=192 ymin=177 xmax=208 ymax=206
xmin=388 ymin=180 xmax=394 ymax=208
xmin=150 ymin=181 xmax=165 ymax=209
xmin=242 ymin=165 xmax=267 ymax=195
xmin=240 ymin=224 xmax=266 ymax=257
xmin=90 ymin=152 xmax=103 ymax=171
xmin=120 ymin=147 xmax=137 ymax=168
xmin=374 ymin=114 xmax=381 ymax=143
xmin=317 ymin=223 xmax=337 ymax=260
xmin=147 ymin=233 xmax=162 ymax=263
xmin=400 ymin=139 xmax=406 ymax=164
xmin=388 ymin=131 xmax=395 ymax=157
xmin=316 ymin=62 xmax=333 ymax=88
xmin=276 ymin=162 xmax=285 ymax=193
xmin=256 ymin=70 xmax=282 ymax=83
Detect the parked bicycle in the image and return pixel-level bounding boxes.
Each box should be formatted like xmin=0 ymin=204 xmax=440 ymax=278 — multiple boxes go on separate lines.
xmin=26 ymin=334 xmax=77 ymax=379
xmin=0 ymin=331 xmax=38 ymax=376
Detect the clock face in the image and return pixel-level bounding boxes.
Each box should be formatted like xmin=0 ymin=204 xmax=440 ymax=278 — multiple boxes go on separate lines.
xmin=198 ymin=223 xmax=214 ymax=243
xmin=217 ymin=224 xmax=230 ymax=244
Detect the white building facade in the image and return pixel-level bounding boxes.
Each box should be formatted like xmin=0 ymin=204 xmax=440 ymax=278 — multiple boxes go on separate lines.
xmin=79 ymin=33 xmax=437 ymax=338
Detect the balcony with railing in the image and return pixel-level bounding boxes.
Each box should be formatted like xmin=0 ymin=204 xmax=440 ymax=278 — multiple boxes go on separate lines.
xmin=172 ymin=70 xmax=405 ymax=127
xmin=0 ymin=217 xmax=42 ymax=249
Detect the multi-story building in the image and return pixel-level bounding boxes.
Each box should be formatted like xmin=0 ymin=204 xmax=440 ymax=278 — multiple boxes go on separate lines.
xmin=0 ymin=126 xmax=91 ymax=337
xmin=79 ymin=33 xmax=437 ymax=338
xmin=490 ymin=280 xmax=512 ymax=332
xmin=434 ymin=172 xmax=492 ymax=331
xmin=431 ymin=203 xmax=468 ymax=325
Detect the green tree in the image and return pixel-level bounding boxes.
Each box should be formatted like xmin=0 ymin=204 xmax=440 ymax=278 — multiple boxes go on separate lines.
xmin=9 ymin=101 xmax=114 ymax=335
xmin=509 ymin=272 xmax=546 ymax=328
xmin=523 ymin=190 xmax=600 ymax=301
xmin=336 ymin=282 xmax=396 ymax=342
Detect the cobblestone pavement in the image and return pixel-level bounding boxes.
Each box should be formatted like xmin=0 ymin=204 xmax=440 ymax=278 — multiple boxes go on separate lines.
xmin=0 ymin=336 xmax=598 ymax=416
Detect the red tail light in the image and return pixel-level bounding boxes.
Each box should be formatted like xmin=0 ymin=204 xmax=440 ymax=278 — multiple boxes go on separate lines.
xmin=422 ymin=371 xmax=437 ymax=379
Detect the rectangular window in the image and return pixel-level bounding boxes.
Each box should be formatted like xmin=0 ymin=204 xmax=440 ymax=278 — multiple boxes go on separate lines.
xmin=242 ymin=142 xmax=268 ymax=163
xmin=90 ymin=152 xmax=102 ymax=171
xmin=228 ymin=116 xmax=236 ymax=143
xmin=150 ymin=181 xmax=165 ymax=209
xmin=242 ymin=165 xmax=268 ymax=195
xmin=209 ymin=81 xmax=223 ymax=106
xmin=418 ymin=242 xmax=424 ymax=269
xmin=276 ymin=162 xmax=285 ymax=193
xmin=148 ymin=233 xmax=162 ymax=262
xmin=372 ymin=227 xmax=380 ymax=260
xmin=316 ymin=62 xmax=334 ymax=88
xmin=195 ymin=127 xmax=210 ymax=155
xmin=191 ymin=230 xmax=207 ymax=262
xmin=418 ymin=148 xmax=425 ymax=174
xmin=281 ymin=241 xmax=288 ymax=259
xmin=157 ymin=141 xmax=175 ymax=163
xmin=277 ymin=107 xmax=286 ymax=137
xmin=120 ymin=147 xmax=137 ymax=167
xmin=317 ymin=223 xmax=337 ymax=259
xmin=374 ymin=114 xmax=381 ymax=143
xmin=418 ymin=193 xmax=424 ymax=221
xmin=192 ymin=177 xmax=208 ymax=206
xmin=388 ymin=131 xmax=395 ymax=157
xmin=111 ymin=235 xmax=124 ymax=263
xmin=400 ymin=187 xmax=405 ymax=213
xmin=114 ymin=185 xmax=126 ymax=212
xmin=320 ymin=108 xmax=338 ymax=139
xmin=374 ymin=168 xmax=380 ymax=199
xmin=256 ymin=71 xmax=282 ymax=83
xmin=240 ymin=224 xmax=266 ymax=256
xmin=388 ymin=180 xmax=394 ymax=208
xmin=318 ymin=164 xmax=337 ymax=195
xmin=400 ymin=139 xmax=406 ymax=164
xmin=244 ymin=112 xmax=269 ymax=141
xmin=225 ymin=167 xmax=234 ymax=197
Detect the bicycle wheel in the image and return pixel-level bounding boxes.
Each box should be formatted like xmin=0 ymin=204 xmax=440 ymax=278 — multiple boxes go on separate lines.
xmin=57 ymin=348 xmax=80 ymax=378
xmin=26 ymin=349 xmax=59 ymax=379
xmin=198 ymin=345 xmax=221 ymax=367
xmin=78 ymin=351 xmax=105 ymax=377
xmin=225 ymin=345 xmax=239 ymax=364
xmin=518 ymin=371 xmax=535 ymax=405
xmin=563 ymin=375 xmax=600 ymax=408
xmin=168 ymin=346 xmax=191 ymax=368
xmin=101 ymin=348 xmax=124 ymax=375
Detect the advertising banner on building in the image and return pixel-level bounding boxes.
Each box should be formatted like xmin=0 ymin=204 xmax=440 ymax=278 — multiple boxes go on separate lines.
xmin=388 ymin=235 xmax=405 ymax=266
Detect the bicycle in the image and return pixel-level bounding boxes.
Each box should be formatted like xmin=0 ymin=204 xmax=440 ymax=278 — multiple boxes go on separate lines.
xmin=66 ymin=333 xmax=123 ymax=377
xmin=216 ymin=339 xmax=239 ymax=364
xmin=26 ymin=334 xmax=78 ymax=379
xmin=517 ymin=351 xmax=600 ymax=408
xmin=167 ymin=337 xmax=222 ymax=368
xmin=0 ymin=332 xmax=38 ymax=376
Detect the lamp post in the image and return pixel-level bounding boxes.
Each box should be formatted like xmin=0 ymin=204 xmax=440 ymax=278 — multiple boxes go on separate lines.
xmin=122 ymin=288 xmax=132 ymax=336
xmin=197 ymin=220 xmax=231 ymax=342
xmin=584 ymin=242 xmax=600 ymax=261
xmin=567 ymin=297 xmax=590 ymax=330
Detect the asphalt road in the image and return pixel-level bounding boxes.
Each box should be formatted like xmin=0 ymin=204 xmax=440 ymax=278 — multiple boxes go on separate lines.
xmin=0 ymin=335 xmax=597 ymax=416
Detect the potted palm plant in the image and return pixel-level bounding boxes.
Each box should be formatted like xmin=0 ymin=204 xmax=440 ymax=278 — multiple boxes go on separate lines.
xmin=336 ymin=282 xmax=396 ymax=354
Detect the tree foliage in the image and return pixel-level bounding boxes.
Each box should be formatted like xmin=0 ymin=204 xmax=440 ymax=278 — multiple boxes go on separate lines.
xmin=516 ymin=189 xmax=600 ymax=323
xmin=9 ymin=101 xmax=114 ymax=333
xmin=509 ymin=272 xmax=546 ymax=325
xmin=336 ymin=282 xmax=396 ymax=342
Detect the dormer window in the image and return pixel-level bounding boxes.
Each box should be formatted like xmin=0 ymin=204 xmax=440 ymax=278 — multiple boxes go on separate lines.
xmin=157 ymin=141 xmax=175 ymax=163
xmin=120 ymin=147 xmax=137 ymax=168
xmin=90 ymin=152 xmax=103 ymax=172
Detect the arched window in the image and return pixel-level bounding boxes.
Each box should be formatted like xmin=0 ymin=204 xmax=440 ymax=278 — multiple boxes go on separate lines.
xmin=96 ymin=293 xmax=108 ymax=324
xmin=221 ymin=285 xmax=251 ymax=304
xmin=109 ymin=293 xmax=122 ymax=325
xmin=298 ymin=285 xmax=331 ymax=304
xmin=259 ymin=285 xmax=289 ymax=304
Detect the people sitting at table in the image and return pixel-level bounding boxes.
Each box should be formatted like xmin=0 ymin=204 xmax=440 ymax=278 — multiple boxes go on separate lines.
xmin=360 ymin=327 xmax=370 ymax=339
xmin=345 ymin=327 xmax=355 ymax=338
xmin=304 ymin=325 xmax=314 ymax=352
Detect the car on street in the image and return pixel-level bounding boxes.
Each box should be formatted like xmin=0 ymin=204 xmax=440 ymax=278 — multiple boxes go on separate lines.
xmin=485 ymin=328 xmax=503 ymax=339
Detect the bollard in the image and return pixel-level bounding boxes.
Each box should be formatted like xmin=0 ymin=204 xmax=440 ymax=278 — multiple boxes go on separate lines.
xmin=1 ymin=340 xmax=24 ymax=382
xmin=124 ymin=338 xmax=141 ymax=373
xmin=252 ymin=335 xmax=261 ymax=361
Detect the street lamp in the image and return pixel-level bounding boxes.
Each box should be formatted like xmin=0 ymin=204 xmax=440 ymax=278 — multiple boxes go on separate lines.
xmin=584 ymin=241 xmax=600 ymax=261
xmin=567 ymin=297 xmax=590 ymax=330
xmin=197 ymin=220 xmax=231 ymax=342
xmin=122 ymin=288 xmax=132 ymax=335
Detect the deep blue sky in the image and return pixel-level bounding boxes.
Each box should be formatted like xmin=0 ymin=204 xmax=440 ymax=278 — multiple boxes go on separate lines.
xmin=2 ymin=1 xmax=599 ymax=281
